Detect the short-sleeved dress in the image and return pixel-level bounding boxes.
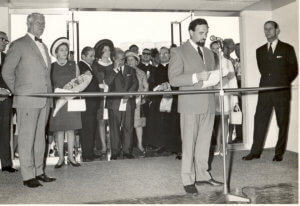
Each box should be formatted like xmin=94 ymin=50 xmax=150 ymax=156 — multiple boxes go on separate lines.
xmin=49 ymin=61 xmax=82 ymax=131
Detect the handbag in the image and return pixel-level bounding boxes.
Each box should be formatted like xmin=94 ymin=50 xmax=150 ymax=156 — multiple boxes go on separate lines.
xmin=159 ymin=97 xmax=173 ymax=113
xmin=67 ymin=99 xmax=86 ymax=112
xmin=230 ymin=105 xmax=242 ymax=125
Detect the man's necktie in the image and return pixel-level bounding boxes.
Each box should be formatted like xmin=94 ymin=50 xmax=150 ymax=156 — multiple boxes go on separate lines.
xmin=268 ymin=42 xmax=273 ymax=60
xmin=197 ymin=46 xmax=203 ymax=60
xmin=119 ymin=67 xmax=123 ymax=75
xmin=34 ymin=36 xmax=42 ymax=43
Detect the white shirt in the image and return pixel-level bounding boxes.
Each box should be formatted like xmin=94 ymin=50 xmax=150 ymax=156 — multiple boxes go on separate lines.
xmin=268 ymin=38 xmax=278 ymax=52
xmin=189 ymin=39 xmax=206 ymax=84
xmin=189 ymin=39 xmax=205 ymax=64
xmin=161 ymin=63 xmax=169 ymax=67
xmin=114 ymin=65 xmax=124 ymax=74
xmin=27 ymin=32 xmax=48 ymax=67
xmin=142 ymin=62 xmax=150 ymax=66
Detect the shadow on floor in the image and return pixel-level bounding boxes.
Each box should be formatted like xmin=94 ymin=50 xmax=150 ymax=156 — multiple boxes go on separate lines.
xmin=94 ymin=183 xmax=298 ymax=204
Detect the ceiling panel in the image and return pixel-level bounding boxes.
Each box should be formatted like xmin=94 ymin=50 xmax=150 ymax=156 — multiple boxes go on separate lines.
xmin=1 ymin=0 xmax=289 ymax=12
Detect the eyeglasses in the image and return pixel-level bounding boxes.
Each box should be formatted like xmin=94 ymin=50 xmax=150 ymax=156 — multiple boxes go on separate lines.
xmin=0 ymin=37 xmax=9 ymax=44
xmin=142 ymin=52 xmax=151 ymax=56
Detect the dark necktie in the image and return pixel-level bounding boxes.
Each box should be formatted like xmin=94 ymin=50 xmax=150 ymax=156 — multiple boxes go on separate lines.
xmin=119 ymin=67 xmax=123 ymax=75
xmin=34 ymin=36 xmax=42 ymax=43
xmin=268 ymin=42 xmax=273 ymax=60
xmin=197 ymin=46 xmax=203 ymax=60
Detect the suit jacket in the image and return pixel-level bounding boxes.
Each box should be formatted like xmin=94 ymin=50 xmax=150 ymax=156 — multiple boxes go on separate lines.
xmin=256 ymin=40 xmax=298 ymax=99
xmin=78 ymin=61 xmax=100 ymax=109
xmin=2 ymin=34 xmax=52 ymax=108
xmin=105 ymin=65 xmax=138 ymax=110
xmin=0 ymin=52 xmax=9 ymax=90
xmin=168 ymin=40 xmax=216 ymax=114
xmin=78 ymin=61 xmax=101 ymax=93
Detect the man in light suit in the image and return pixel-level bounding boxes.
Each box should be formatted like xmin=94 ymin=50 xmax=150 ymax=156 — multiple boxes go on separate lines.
xmin=242 ymin=21 xmax=298 ymax=162
xmin=168 ymin=18 xmax=223 ymax=194
xmin=105 ymin=48 xmax=138 ymax=160
xmin=2 ymin=13 xmax=56 ymax=188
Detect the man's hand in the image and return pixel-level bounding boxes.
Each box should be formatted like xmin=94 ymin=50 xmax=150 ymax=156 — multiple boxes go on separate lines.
xmin=0 ymin=88 xmax=11 ymax=101
xmin=196 ymin=71 xmax=210 ymax=81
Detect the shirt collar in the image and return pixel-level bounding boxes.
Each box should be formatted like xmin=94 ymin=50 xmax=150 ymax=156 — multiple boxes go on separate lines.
xmin=161 ymin=63 xmax=169 ymax=67
xmin=82 ymin=60 xmax=92 ymax=70
xmin=189 ymin=39 xmax=203 ymax=52
xmin=268 ymin=38 xmax=278 ymax=49
xmin=142 ymin=62 xmax=150 ymax=66
xmin=27 ymin=32 xmax=35 ymax=42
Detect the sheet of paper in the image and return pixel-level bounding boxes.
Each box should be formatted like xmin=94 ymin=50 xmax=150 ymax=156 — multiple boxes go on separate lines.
xmin=136 ymin=96 xmax=141 ymax=105
xmin=103 ymin=108 xmax=108 ymax=120
xmin=202 ymin=70 xmax=220 ymax=88
xmin=119 ymin=98 xmax=128 ymax=111
xmin=67 ymin=99 xmax=86 ymax=112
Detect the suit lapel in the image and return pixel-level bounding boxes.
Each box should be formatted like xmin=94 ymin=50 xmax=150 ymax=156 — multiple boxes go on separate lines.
xmin=25 ymin=34 xmax=47 ymax=68
xmin=42 ymin=44 xmax=51 ymax=69
xmin=273 ymin=40 xmax=282 ymax=57
xmin=185 ymin=41 xmax=205 ymax=69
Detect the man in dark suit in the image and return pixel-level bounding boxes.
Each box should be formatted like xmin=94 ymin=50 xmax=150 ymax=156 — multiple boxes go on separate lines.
xmin=138 ymin=48 xmax=155 ymax=147
xmin=78 ymin=46 xmax=102 ymax=162
xmin=105 ymin=48 xmax=138 ymax=160
xmin=0 ymin=31 xmax=17 ymax=173
xmin=243 ymin=21 xmax=298 ymax=162
xmin=2 ymin=13 xmax=55 ymax=188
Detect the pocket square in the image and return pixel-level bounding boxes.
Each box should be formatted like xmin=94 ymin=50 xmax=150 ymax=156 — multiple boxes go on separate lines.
xmin=126 ymin=74 xmax=132 ymax=76
xmin=276 ymin=56 xmax=283 ymax=58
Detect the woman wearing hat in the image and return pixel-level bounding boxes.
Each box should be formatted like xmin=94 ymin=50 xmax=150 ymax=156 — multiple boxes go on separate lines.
xmin=125 ymin=51 xmax=148 ymax=156
xmin=49 ymin=37 xmax=81 ymax=168
xmin=92 ymin=39 xmax=115 ymax=157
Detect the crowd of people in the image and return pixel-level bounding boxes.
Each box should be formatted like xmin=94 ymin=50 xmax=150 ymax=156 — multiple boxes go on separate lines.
xmin=0 ymin=13 xmax=241 ymax=186
xmin=0 ymin=13 xmax=297 ymax=193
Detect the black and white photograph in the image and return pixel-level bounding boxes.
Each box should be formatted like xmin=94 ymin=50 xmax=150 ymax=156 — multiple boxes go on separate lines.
xmin=0 ymin=0 xmax=298 ymax=204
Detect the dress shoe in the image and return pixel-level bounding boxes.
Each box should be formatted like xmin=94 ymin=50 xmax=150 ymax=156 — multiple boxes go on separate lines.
xmin=232 ymin=138 xmax=243 ymax=144
xmin=196 ymin=178 xmax=223 ymax=186
xmin=23 ymin=178 xmax=42 ymax=188
xmin=110 ymin=154 xmax=119 ymax=160
xmin=183 ymin=184 xmax=198 ymax=194
xmin=54 ymin=161 xmax=65 ymax=169
xmin=2 ymin=166 xmax=18 ymax=173
xmin=175 ymin=153 xmax=182 ymax=160
xmin=137 ymin=148 xmax=146 ymax=157
xmin=68 ymin=159 xmax=81 ymax=167
xmin=155 ymin=146 xmax=166 ymax=154
xmin=82 ymin=158 xmax=94 ymax=162
xmin=36 ymin=174 xmax=56 ymax=182
xmin=123 ymin=153 xmax=135 ymax=159
xmin=93 ymin=154 xmax=102 ymax=159
xmin=242 ymin=153 xmax=260 ymax=160
xmin=273 ymin=155 xmax=283 ymax=162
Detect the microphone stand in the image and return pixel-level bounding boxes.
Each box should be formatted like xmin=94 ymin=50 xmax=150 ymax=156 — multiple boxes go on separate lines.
xmin=215 ymin=41 xmax=250 ymax=203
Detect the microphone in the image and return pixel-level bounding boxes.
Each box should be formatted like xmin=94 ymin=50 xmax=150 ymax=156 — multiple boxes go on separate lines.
xmin=210 ymin=35 xmax=223 ymax=42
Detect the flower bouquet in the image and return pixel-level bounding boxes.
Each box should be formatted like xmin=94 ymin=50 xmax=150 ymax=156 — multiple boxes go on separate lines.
xmin=52 ymin=71 xmax=92 ymax=117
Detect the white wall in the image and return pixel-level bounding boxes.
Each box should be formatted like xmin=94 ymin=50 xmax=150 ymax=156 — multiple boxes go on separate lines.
xmin=272 ymin=1 xmax=299 ymax=153
xmin=241 ymin=0 xmax=299 ymax=153
xmin=240 ymin=10 xmax=273 ymax=149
